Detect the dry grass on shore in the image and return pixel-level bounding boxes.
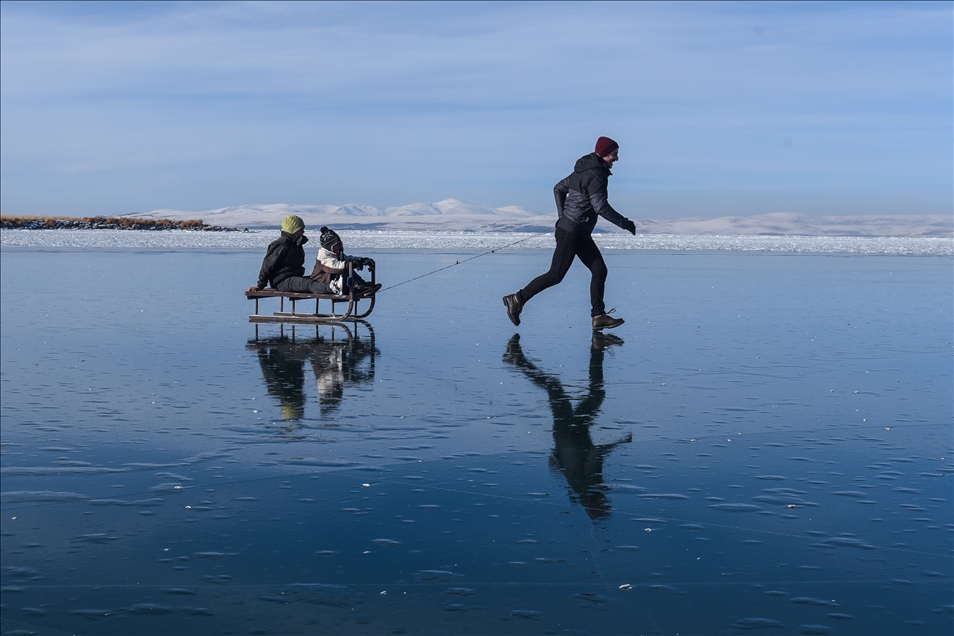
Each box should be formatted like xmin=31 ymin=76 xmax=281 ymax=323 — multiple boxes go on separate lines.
xmin=1 ymin=215 xmax=205 ymax=229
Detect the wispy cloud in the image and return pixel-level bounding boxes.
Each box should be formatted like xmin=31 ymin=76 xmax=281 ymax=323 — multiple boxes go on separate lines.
xmin=1 ymin=1 xmax=950 ymax=218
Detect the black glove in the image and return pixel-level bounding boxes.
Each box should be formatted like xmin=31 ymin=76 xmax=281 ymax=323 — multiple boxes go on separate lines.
xmin=623 ymin=219 xmax=636 ymax=235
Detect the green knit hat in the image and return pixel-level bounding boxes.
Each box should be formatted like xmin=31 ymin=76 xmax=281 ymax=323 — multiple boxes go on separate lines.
xmin=281 ymin=215 xmax=305 ymax=234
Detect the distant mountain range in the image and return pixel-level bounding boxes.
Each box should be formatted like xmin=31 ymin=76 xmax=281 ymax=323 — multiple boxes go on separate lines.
xmin=125 ymin=199 xmax=952 ymax=237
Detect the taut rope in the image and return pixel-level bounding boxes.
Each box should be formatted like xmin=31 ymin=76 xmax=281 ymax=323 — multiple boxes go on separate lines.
xmin=377 ymin=233 xmax=546 ymax=293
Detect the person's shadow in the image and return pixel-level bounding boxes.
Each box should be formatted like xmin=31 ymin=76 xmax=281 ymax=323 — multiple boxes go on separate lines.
xmin=503 ymin=333 xmax=632 ymax=520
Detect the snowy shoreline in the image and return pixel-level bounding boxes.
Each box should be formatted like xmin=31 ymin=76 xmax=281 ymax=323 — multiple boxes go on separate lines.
xmin=1 ymin=228 xmax=950 ymax=256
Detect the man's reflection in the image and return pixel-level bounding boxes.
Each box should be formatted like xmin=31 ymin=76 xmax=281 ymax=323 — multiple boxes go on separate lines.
xmin=247 ymin=325 xmax=377 ymax=431
xmin=503 ymin=333 xmax=631 ymax=520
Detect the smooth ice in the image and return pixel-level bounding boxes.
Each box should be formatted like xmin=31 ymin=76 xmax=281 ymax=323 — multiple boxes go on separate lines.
xmin=1 ymin=244 xmax=952 ymax=635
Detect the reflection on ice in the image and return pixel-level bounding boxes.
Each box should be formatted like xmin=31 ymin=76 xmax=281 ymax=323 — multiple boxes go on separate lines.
xmin=503 ymin=333 xmax=632 ymax=520
xmin=1 ymin=248 xmax=950 ymax=635
xmin=248 ymin=322 xmax=377 ymax=427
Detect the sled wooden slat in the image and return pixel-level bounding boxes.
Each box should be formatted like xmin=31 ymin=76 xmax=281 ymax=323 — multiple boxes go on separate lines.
xmin=246 ymin=263 xmax=376 ymax=323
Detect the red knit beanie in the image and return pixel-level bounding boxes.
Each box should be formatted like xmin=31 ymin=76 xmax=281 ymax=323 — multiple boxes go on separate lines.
xmin=595 ymin=136 xmax=619 ymax=157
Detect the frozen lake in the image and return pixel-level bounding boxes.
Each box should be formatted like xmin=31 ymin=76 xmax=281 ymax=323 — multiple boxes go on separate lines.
xmin=1 ymin=239 xmax=952 ymax=635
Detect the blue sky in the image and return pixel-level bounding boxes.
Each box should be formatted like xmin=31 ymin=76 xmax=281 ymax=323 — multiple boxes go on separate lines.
xmin=1 ymin=1 xmax=950 ymax=219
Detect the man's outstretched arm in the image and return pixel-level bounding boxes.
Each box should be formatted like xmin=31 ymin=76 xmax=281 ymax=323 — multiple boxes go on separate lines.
xmin=553 ymin=177 xmax=570 ymax=217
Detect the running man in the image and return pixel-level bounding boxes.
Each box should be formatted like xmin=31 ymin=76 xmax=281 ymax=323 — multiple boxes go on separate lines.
xmin=503 ymin=136 xmax=636 ymax=331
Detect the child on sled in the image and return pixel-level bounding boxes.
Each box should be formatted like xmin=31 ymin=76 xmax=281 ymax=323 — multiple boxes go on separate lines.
xmin=310 ymin=226 xmax=381 ymax=297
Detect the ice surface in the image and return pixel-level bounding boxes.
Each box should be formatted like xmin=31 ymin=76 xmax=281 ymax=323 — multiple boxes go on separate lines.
xmin=2 ymin=228 xmax=952 ymax=255
xmin=1 ymin=247 xmax=951 ymax=635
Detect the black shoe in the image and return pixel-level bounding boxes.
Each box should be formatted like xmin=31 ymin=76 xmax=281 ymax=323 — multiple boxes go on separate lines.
xmin=359 ymin=283 xmax=382 ymax=297
xmin=592 ymin=309 xmax=624 ymax=331
xmin=503 ymin=293 xmax=524 ymax=326
xmin=502 ymin=333 xmax=524 ymax=365
xmin=592 ymin=332 xmax=624 ymax=351
xmin=351 ymin=282 xmax=377 ymax=296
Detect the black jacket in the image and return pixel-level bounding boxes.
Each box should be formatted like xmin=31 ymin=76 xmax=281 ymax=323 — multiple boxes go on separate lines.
xmin=257 ymin=232 xmax=308 ymax=288
xmin=553 ymin=153 xmax=629 ymax=234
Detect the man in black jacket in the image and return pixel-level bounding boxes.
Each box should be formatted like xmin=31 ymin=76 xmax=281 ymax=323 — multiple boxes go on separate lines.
xmin=248 ymin=215 xmax=332 ymax=294
xmin=503 ymin=137 xmax=636 ymax=330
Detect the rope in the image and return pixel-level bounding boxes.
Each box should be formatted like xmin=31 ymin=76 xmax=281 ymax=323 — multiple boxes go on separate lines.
xmin=377 ymin=232 xmax=546 ymax=293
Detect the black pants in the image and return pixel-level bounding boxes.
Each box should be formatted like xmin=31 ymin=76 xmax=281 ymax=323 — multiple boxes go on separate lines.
xmin=275 ymin=276 xmax=332 ymax=294
xmin=519 ymin=228 xmax=607 ymax=317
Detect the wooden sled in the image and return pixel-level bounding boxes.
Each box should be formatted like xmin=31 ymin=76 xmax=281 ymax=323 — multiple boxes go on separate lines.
xmin=246 ymin=262 xmax=376 ymax=324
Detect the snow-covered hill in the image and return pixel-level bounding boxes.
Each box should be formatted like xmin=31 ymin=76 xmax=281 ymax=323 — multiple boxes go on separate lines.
xmin=636 ymin=212 xmax=952 ymax=238
xmin=126 ymin=199 xmax=555 ymax=233
xmin=125 ymin=199 xmax=952 ymax=237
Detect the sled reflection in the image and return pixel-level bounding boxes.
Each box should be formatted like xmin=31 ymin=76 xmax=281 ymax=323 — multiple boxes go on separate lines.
xmin=247 ymin=323 xmax=377 ymax=434
xmin=504 ymin=333 xmax=631 ymax=520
